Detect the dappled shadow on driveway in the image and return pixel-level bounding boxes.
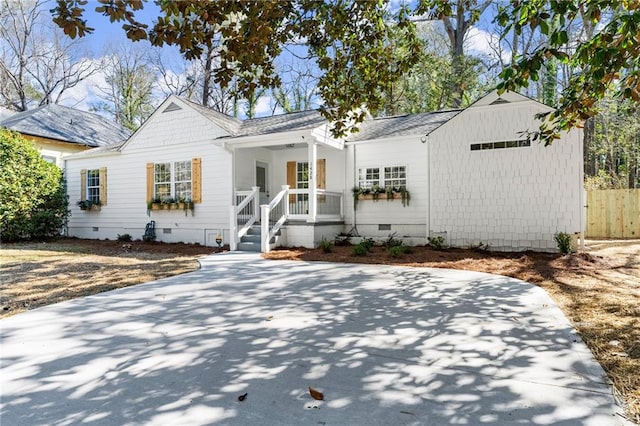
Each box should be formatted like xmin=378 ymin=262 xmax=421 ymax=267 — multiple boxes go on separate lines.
xmin=0 ymin=253 xmax=628 ymax=425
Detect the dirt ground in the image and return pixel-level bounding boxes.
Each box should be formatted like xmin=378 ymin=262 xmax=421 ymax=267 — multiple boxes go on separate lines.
xmin=1 ymin=237 xmax=638 ymax=423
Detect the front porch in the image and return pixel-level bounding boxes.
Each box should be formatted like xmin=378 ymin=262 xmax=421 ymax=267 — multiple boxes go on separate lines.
xmin=222 ymin=124 xmax=347 ymax=252
xmin=229 ymin=186 xmax=345 ymax=252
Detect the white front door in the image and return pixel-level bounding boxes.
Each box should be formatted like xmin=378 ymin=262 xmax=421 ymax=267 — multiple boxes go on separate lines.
xmin=256 ymin=161 xmax=269 ymax=205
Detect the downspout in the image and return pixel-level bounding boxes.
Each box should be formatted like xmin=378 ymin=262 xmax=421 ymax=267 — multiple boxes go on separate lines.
xmin=423 ymin=134 xmax=431 ymax=240
xmin=578 ymin=128 xmax=585 ymax=250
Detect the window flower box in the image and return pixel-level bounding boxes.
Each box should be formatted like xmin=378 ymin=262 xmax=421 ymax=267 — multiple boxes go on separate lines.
xmin=77 ymin=200 xmax=101 ymax=211
xmin=352 ymin=186 xmax=410 ymax=208
xmin=147 ymin=199 xmax=194 ymax=215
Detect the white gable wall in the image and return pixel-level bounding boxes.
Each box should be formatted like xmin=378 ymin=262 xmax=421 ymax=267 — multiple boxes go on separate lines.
xmin=66 ymin=102 xmax=233 ymax=246
xmin=428 ymin=100 xmax=583 ymax=251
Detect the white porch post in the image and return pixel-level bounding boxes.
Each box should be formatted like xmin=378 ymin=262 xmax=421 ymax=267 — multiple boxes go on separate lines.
xmin=229 ymin=205 xmax=237 ymax=251
xmin=308 ymin=141 xmax=317 ymax=223
xmin=251 ymin=186 xmax=260 ymax=221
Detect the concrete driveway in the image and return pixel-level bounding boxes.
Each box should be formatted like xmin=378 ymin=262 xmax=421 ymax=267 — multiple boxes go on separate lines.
xmin=0 ymin=253 xmax=630 ymax=425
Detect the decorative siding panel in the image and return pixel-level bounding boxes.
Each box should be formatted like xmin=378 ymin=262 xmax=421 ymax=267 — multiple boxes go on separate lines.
xmin=428 ymin=102 xmax=582 ymax=251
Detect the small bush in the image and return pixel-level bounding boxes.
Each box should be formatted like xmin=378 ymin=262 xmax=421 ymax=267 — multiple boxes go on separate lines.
xmin=318 ymin=237 xmax=334 ymax=253
xmin=385 ymin=232 xmax=403 ymax=248
xmin=360 ymin=237 xmax=375 ymax=251
xmin=428 ymin=236 xmax=445 ymax=250
xmin=387 ymin=246 xmax=403 ymax=257
xmin=554 ymin=232 xmax=574 ymax=254
xmin=352 ymin=243 xmax=368 ymax=256
xmin=117 ymin=233 xmax=133 ymax=242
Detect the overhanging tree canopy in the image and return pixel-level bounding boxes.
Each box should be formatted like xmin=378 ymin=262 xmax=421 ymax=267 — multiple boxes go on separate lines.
xmin=496 ymin=0 xmax=640 ymax=145
xmin=51 ymin=0 xmax=422 ymax=136
xmin=50 ymin=0 xmax=639 ymax=142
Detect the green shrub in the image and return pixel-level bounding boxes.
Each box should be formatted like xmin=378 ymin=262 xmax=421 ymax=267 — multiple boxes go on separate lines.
xmin=427 ymin=236 xmax=445 ymax=250
xmin=0 ymin=130 xmax=69 ymax=241
xmin=352 ymin=243 xmax=368 ymax=256
xmin=360 ymin=237 xmax=375 ymax=251
xmin=387 ymin=246 xmax=403 ymax=257
xmin=318 ymin=237 xmax=334 ymax=253
xmin=117 ymin=233 xmax=133 ymax=242
xmin=554 ymin=232 xmax=574 ymax=254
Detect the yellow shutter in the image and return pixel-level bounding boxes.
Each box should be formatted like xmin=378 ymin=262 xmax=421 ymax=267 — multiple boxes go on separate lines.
xmin=287 ymin=161 xmax=296 ymax=203
xmin=316 ymin=158 xmax=326 ymax=203
xmin=192 ymin=157 xmax=202 ymax=203
xmin=146 ymin=163 xmax=154 ymax=201
xmin=80 ymin=169 xmax=87 ymax=201
xmin=99 ymin=167 xmax=107 ymax=206
xmin=316 ymin=158 xmax=326 ymax=189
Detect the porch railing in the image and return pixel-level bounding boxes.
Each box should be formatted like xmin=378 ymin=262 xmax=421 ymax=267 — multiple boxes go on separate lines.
xmin=261 ymin=185 xmax=290 ymax=252
xmin=316 ymin=189 xmax=343 ymax=220
xmin=288 ymin=189 xmax=343 ymax=220
xmin=229 ymin=186 xmax=260 ymax=251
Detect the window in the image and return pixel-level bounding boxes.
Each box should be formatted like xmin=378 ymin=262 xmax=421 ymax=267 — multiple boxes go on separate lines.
xmin=296 ymin=162 xmax=309 ymax=201
xmin=470 ymin=139 xmax=530 ymax=151
xmin=86 ymin=169 xmax=100 ymax=203
xmin=147 ymin=158 xmax=201 ymax=205
xmin=80 ymin=168 xmax=106 ymax=207
xmin=358 ymin=168 xmax=380 ymax=189
xmin=358 ymin=166 xmax=406 ymax=190
xmin=153 ymin=161 xmax=192 ymax=201
xmin=384 ymin=166 xmax=406 ymax=190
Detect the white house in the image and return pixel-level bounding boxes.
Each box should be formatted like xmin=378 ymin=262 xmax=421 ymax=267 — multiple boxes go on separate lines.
xmin=64 ymin=91 xmax=584 ymax=252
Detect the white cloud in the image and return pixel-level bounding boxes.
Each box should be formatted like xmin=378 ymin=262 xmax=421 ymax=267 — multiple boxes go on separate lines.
xmin=58 ymin=58 xmax=108 ymax=113
xmin=466 ymin=26 xmax=511 ymax=63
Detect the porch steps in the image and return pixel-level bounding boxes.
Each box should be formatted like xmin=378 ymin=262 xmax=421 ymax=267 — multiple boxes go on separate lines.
xmin=237 ymin=225 xmax=281 ymax=252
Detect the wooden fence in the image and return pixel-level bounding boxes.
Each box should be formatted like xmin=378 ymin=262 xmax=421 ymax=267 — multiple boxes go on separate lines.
xmin=586 ymin=189 xmax=640 ymax=238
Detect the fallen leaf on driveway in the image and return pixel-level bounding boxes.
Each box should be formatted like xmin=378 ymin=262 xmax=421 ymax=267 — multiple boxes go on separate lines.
xmin=238 ymin=392 xmax=247 ymax=401
xmin=309 ymin=387 xmax=324 ymax=400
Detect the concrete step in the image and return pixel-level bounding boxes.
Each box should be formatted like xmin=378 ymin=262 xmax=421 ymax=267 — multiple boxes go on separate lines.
xmin=237 ymin=241 xmax=261 ymax=252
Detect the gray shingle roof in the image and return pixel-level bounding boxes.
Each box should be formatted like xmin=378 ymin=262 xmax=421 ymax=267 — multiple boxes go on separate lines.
xmin=237 ymin=110 xmax=326 ymax=137
xmin=0 ymin=104 xmax=130 ymax=147
xmin=176 ymin=96 xmax=461 ymax=142
xmin=180 ymin=99 xmax=242 ymax=136
xmin=348 ymin=110 xmax=462 ymax=142
xmin=0 ymin=106 xmax=16 ymax=121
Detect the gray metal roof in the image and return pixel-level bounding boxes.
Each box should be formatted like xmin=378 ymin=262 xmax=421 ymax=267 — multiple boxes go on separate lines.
xmin=348 ymin=110 xmax=462 ymax=142
xmin=0 ymin=104 xmax=131 ymax=147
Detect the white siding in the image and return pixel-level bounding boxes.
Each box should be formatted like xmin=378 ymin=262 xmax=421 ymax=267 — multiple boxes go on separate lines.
xmin=429 ymin=101 xmax=582 ymax=251
xmin=66 ymin=105 xmax=233 ymax=246
xmin=235 ymin=147 xmax=272 ymax=191
xmin=344 ymin=138 xmax=428 ymax=239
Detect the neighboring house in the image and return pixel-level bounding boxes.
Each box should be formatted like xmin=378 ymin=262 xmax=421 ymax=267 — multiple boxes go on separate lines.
xmin=0 ymin=104 xmax=130 ymax=167
xmin=64 ymin=90 xmax=584 ymax=252
xmin=0 ymin=106 xmax=16 ymax=121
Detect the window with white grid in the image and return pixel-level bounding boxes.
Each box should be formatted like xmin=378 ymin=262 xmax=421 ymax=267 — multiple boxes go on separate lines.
xmin=384 ymin=166 xmax=406 ymax=190
xmin=154 ymin=161 xmax=192 ymax=201
xmin=87 ymin=169 xmax=100 ymax=203
xmin=174 ymin=161 xmax=192 ymax=201
xmin=296 ymin=162 xmax=309 ymax=202
xmin=358 ymin=167 xmax=380 ymax=189
xmin=154 ymin=163 xmax=172 ymax=199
